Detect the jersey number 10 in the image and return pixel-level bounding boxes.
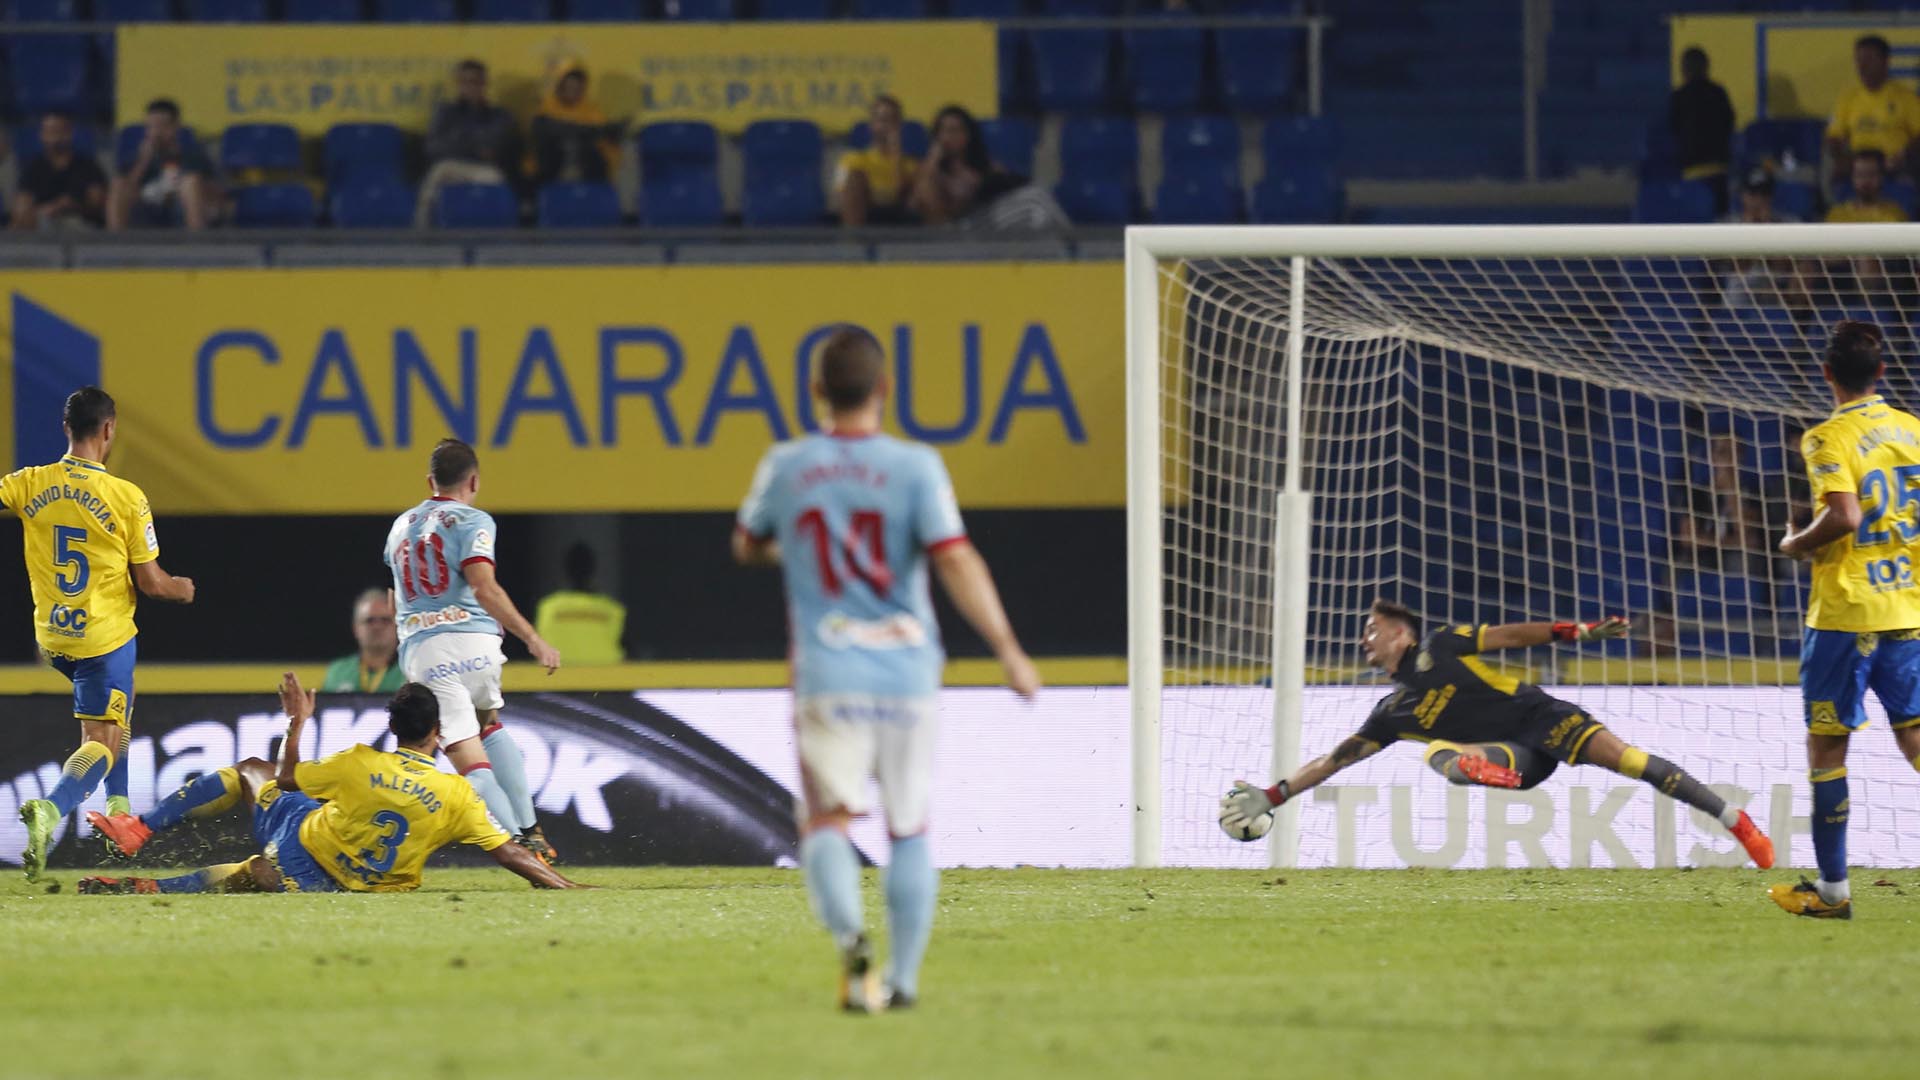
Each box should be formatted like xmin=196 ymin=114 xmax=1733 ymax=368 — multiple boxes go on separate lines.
xmin=795 ymin=509 xmax=893 ymax=599
xmin=393 ymin=535 xmax=452 ymax=601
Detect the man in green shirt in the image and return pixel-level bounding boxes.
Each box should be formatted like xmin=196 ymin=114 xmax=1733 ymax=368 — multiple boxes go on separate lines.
xmin=535 ymin=543 xmax=626 ymax=666
xmin=320 ymin=588 xmax=405 ymax=693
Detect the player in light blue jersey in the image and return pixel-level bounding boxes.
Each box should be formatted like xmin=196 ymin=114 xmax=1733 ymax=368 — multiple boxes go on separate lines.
xmin=385 ymin=438 xmax=563 ymax=864
xmin=735 ymin=328 xmax=1039 ymax=1013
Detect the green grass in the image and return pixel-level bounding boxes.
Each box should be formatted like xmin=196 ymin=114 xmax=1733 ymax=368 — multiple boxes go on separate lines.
xmin=4 ymin=866 xmax=1918 ymax=1079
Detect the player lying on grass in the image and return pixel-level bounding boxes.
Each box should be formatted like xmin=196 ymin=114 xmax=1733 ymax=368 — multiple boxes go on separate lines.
xmin=1219 ymin=599 xmax=1775 ymax=869
xmin=82 ymin=673 xmax=580 ymax=894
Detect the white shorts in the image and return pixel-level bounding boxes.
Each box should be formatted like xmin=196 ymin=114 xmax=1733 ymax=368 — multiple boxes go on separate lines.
xmin=795 ymin=694 xmax=938 ymax=837
xmin=402 ymin=632 xmax=506 ymax=746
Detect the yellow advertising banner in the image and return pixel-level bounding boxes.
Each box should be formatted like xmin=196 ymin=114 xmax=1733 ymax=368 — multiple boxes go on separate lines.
xmin=1671 ymin=15 xmax=1920 ymax=125
xmin=114 ymin=22 xmax=997 ymax=138
xmin=0 ymin=263 xmax=1123 ymax=514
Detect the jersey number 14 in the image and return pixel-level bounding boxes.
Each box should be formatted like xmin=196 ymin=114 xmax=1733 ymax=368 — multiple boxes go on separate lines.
xmin=795 ymin=508 xmax=893 ymax=599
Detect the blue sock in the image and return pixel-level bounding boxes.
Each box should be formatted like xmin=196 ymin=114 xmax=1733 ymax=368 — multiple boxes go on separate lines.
xmin=143 ymin=768 xmax=240 ymax=833
xmin=1810 ymin=766 xmax=1850 ymax=886
xmin=465 ymin=765 xmax=523 ymax=835
xmin=800 ymin=829 xmax=864 ymax=939
xmin=154 ymin=862 xmax=251 ymax=894
xmin=884 ymin=833 xmax=937 ymax=998
xmin=46 ymin=741 xmax=112 ymax=816
xmin=483 ymin=725 xmax=538 ymax=832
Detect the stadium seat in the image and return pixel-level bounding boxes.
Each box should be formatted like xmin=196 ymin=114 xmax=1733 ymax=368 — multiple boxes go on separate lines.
xmin=1054 ymin=175 xmax=1132 ymax=224
xmin=7 ymin=36 xmax=92 ymax=117
xmin=949 ymin=0 xmax=1022 ymax=14
xmin=566 ymin=0 xmax=642 ymax=17
xmin=470 ymin=0 xmax=549 ymax=18
xmin=433 ymin=183 xmax=519 ymax=228
xmin=1885 ymin=178 xmax=1920 ymax=219
xmin=1737 ymin=118 xmax=1824 ymax=172
xmin=1215 ymin=28 xmax=1301 ymax=113
xmin=1124 ymin=26 xmax=1205 ymax=112
xmin=220 ymin=123 xmax=302 ymax=175
xmin=741 ymin=120 xmax=825 ymax=226
xmin=1030 ymin=29 xmax=1114 ymax=112
xmin=537 ymin=182 xmax=622 ymax=228
xmin=94 ymin=0 xmax=176 ymax=19
xmin=1250 ymin=164 xmax=1341 ymax=223
xmin=329 ymin=183 xmax=415 ymax=228
xmin=376 ymin=0 xmax=456 ymax=18
xmin=980 ymin=116 xmax=1037 ymax=176
xmin=230 ymin=184 xmax=318 ymax=228
xmin=1772 ymin=179 xmax=1817 ymax=221
xmin=282 ymin=0 xmax=362 ymax=19
xmin=1161 ymin=114 xmax=1240 ymax=185
xmin=638 ymin=122 xmax=723 ymax=227
xmin=1261 ymin=115 xmax=1339 ymax=171
xmin=324 ymin=122 xmax=406 ymax=189
xmin=1154 ymin=174 xmax=1240 ymax=224
xmin=10 ymin=0 xmax=81 ymax=18
xmin=185 ymin=0 xmax=268 ymax=18
xmin=639 ymin=120 xmax=719 ymax=174
xmin=1639 ymin=120 xmax=1680 ymax=181
xmin=1040 ymin=0 xmax=1118 ymax=13
xmin=116 ymin=122 xmax=202 ymax=173
xmin=847 ymin=120 xmax=930 ymax=159
xmin=996 ymin=29 xmax=1031 ymax=114
xmin=640 ymin=176 xmax=724 ymax=227
xmin=1633 ymin=178 xmax=1715 ymax=224
xmin=662 ymin=0 xmax=732 ymax=18
xmin=759 ymin=0 xmax=831 ymax=17
xmin=851 ymin=0 xmax=926 ymax=16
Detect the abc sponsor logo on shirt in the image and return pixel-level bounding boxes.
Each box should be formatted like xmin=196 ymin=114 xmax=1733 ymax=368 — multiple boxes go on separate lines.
xmin=816 ymin=612 xmax=927 ymax=651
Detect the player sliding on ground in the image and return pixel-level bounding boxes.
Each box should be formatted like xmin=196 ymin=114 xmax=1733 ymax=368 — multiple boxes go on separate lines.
xmin=82 ymin=673 xmax=580 ymax=894
xmin=734 ymin=327 xmax=1040 ymax=1014
xmin=1772 ymin=320 xmax=1920 ymax=920
xmin=1219 ymin=599 xmax=1775 ymax=869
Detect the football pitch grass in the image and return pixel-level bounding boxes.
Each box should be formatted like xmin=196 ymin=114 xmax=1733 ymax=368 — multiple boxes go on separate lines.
xmin=4 ymin=866 xmax=1918 ymax=1079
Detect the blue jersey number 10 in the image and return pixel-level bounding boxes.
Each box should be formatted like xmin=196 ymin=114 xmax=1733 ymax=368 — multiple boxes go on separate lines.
xmin=1856 ymin=465 xmax=1920 ymax=547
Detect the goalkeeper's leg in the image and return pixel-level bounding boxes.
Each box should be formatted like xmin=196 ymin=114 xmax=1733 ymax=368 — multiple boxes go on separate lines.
xmin=1423 ymin=742 xmax=1534 ymax=789
xmin=1571 ymin=726 xmax=1774 ymax=868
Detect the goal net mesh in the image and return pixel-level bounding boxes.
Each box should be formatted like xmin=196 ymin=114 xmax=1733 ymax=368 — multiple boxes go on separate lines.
xmin=1153 ymin=248 xmax=1920 ymax=869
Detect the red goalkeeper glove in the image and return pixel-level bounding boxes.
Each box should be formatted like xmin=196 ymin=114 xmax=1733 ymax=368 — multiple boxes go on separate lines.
xmin=1552 ymin=615 xmax=1630 ymax=643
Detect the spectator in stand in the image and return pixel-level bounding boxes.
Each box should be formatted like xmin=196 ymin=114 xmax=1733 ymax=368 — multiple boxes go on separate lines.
xmin=534 ymin=543 xmax=625 ymax=666
xmin=1724 ymin=166 xmax=1798 ymax=224
xmin=1670 ymin=46 xmax=1735 ymax=214
xmin=107 ymin=99 xmax=217 ymax=231
xmin=1828 ymin=148 xmax=1907 ymax=223
xmin=527 ymin=60 xmax=620 ymax=188
xmin=837 ymin=95 xmax=918 ymax=226
xmin=416 ymin=59 xmax=521 ymax=227
xmin=1719 ymin=167 xmax=1811 ymax=311
xmin=909 ymin=105 xmax=1067 ymax=230
xmin=1826 ymin=34 xmax=1920 ymax=183
xmin=11 ymin=112 xmax=107 ymax=231
xmin=319 ymin=589 xmax=405 ymax=695
xmin=1673 ymin=434 xmax=1770 ymax=577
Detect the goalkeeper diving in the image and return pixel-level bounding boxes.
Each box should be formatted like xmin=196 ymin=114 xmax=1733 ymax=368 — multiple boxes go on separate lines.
xmin=1219 ymin=599 xmax=1776 ymax=868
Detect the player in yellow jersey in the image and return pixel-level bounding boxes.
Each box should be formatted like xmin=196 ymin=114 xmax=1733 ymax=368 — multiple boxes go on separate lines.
xmin=1773 ymin=321 xmax=1920 ymax=919
xmin=0 ymin=387 xmax=195 ymax=881
xmin=83 ymin=674 xmax=580 ymax=894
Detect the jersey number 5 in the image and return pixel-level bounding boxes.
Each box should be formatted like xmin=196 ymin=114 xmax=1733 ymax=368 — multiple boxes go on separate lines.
xmin=393 ymin=535 xmax=452 ymax=602
xmin=52 ymin=526 xmax=88 ymax=596
xmin=795 ymin=509 xmax=893 ymax=599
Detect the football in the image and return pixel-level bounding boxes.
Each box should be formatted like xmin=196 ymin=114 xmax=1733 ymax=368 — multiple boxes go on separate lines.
xmin=1218 ymin=800 xmax=1274 ymax=842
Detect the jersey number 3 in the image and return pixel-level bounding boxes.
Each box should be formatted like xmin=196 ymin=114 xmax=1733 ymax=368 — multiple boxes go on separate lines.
xmin=795 ymin=509 xmax=893 ymax=599
xmin=393 ymin=535 xmax=452 ymax=601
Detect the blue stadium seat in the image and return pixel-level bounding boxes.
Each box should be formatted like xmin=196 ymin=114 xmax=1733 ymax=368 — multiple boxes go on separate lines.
xmin=220 ymin=123 xmax=302 ymax=174
xmin=329 ymin=183 xmax=414 ymax=228
xmin=851 ymin=0 xmax=925 ymax=15
xmin=640 ymin=176 xmax=723 ymax=227
xmin=1772 ymin=179 xmax=1817 ymax=221
xmin=1250 ymin=165 xmax=1341 ymax=223
xmin=324 ymin=122 xmax=406 ymax=189
xmin=283 ymin=0 xmax=362 ymax=19
xmin=949 ymin=0 xmax=1022 ymax=13
xmin=1040 ymin=0 xmax=1117 ymax=13
xmin=847 ymin=120 xmax=930 ymax=159
xmin=433 ymin=183 xmax=518 ymax=228
xmin=11 ymin=121 xmax=98 ymax=164
xmin=1261 ymin=115 xmax=1338 ymax=170
xmin=116 ymin=123 xmax=202 ymax=173
xmin=662 ymin=0 xmax=731 ymax=18
xmin=230 ymin=184 xmax=317 ymax=227
xmin=94 ymin=0 xmax=175 ymax=19
xmin=1124 ymin=26 xmax=1204 ymax=112
xmin=759 ymin=0 xmax=831 ymax=16
xmin=1030 ymin=29 xmax=1113 ymax=112
xmin=639 ymin=121 xmax=719 ymax=174
xmin=1639 ymin=120 xmax=1679 ymax=181
xmin=566 ymin=0 xmax=641 ymax=17
xmin=1054 ymin=176 xmax=1132 ymax=224
xmin=7 ymin=36 xmax=92 ymax=117
xmin=1161 ymin=114 xmax=1240 ymax=185
xmin=376 ymin=0 xmax=455 ymax=18
xmin=1059 ymin=115 xmax=1137 ymax=176
xmin=996 ymin=29 xmax=1031 ymax=114
xmin=741 ymin=120 xmax=825 ymax=226
xmin=1633 ymin=178 xmax=1715 ymax=223
xmin=1737 ymin=118 xmax=1824 ymax=172
xmin=538 ymin=182 xmax=622 ymax=227
xmin=10 ymin=0 xmax=81 ymax=18
xmin=980 ymin=116 xmax=1037 ymax=176
xmin=1216 ymin=28 xmax=1300 ymax=113
xmin=1885 ymin=178 xmax=1919 ymax=219
xmin=1155 ymin=174 xmax=1240 ymax=223
xmin=471 ymin=0 xmax=549 ymax=17
xmin=185 ymin=0 xmax=267 ymax=17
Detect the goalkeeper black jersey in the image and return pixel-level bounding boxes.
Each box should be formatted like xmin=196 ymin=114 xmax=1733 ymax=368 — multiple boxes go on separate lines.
xmin=1357 ymin=625 xmax=1586 ymax=752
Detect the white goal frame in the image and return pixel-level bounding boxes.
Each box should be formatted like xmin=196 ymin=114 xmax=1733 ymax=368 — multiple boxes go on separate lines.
xmin=1124 ymin=222 xmax=1920 ymax=869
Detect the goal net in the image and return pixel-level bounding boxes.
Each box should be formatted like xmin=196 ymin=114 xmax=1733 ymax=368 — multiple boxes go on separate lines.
xmin=1126 ymin=224 xmax=1920 ymax=871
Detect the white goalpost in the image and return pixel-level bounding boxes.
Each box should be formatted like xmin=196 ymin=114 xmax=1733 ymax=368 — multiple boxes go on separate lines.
xmin=1127 ymin=223 xmax=1920 ymax=871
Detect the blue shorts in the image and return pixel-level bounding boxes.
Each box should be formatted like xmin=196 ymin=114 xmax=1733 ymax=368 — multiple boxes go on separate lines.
xmin=253 ymin=786 xmax=340 ymax=894
xmin=1800 ymin=628 xmax=1920 ymax=735
xmin=45 ymin=637 xmax=136 ymax=728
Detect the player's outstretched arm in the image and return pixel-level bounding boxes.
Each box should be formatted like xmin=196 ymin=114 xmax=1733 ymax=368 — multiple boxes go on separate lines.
xmin=1780 ymin=491 xmax=1863 ymax=560
xmin=930 ymin=540 xmax=1040 ymax=699
xmin=463 ymin=560 xmax=560 ymax=674
xmin=132 ymin=559 xmax=194 ymax=603
xmin=274 ymin=671 xmax=315 ymax=792
xmin=1222 ymin=734 xmax=1382 ymax=823
xmin=489 ymin=839 xmax=586 ymax=889
xmin=1479 ymin=616 xmax=1629 ymax=651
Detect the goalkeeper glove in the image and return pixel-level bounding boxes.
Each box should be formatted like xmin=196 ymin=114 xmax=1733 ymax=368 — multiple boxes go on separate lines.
xmin=1220 ymin=779 xmax=1289 ymax=826
xmin=1552 ymin=615 xmax=1630 ymax=643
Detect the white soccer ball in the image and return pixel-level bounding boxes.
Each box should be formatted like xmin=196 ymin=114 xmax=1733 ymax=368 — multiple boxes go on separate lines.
xmin=1218 ymin=804 xmax=1274 ymax=843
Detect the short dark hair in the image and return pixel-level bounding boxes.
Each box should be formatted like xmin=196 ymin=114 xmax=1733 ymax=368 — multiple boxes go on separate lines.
xmin=429 ymin=437 xmax=479 ymax=490
xmin=820 ymin=327 xmax=885 ymax=410
xmin=1681 ymin=47 xmax=1709 ymax=74
xmin=1369 ymin=598 xmax=1421 ymax=638
xmin=1826 ymin=320 xmax=1886 ymax=393
xmin=144 ymin=98 xmax=180 ymax=121
xmin=873 ymin=93 xmax=902 ymax=115
xmin=387 ymin=683 xmax=441 ymax=744
xmin=1856 ymin=147 xmax=1889 ymax=173
xmin=40 ymin=110 xmax=74 ymax=128
xmin=63 ymin=386 xmax=116 ymax=440
xmin=456 ymin=58 xmax=487 ymax=78
xmin=1858 ymin=34 xmax=1892 ymax=59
